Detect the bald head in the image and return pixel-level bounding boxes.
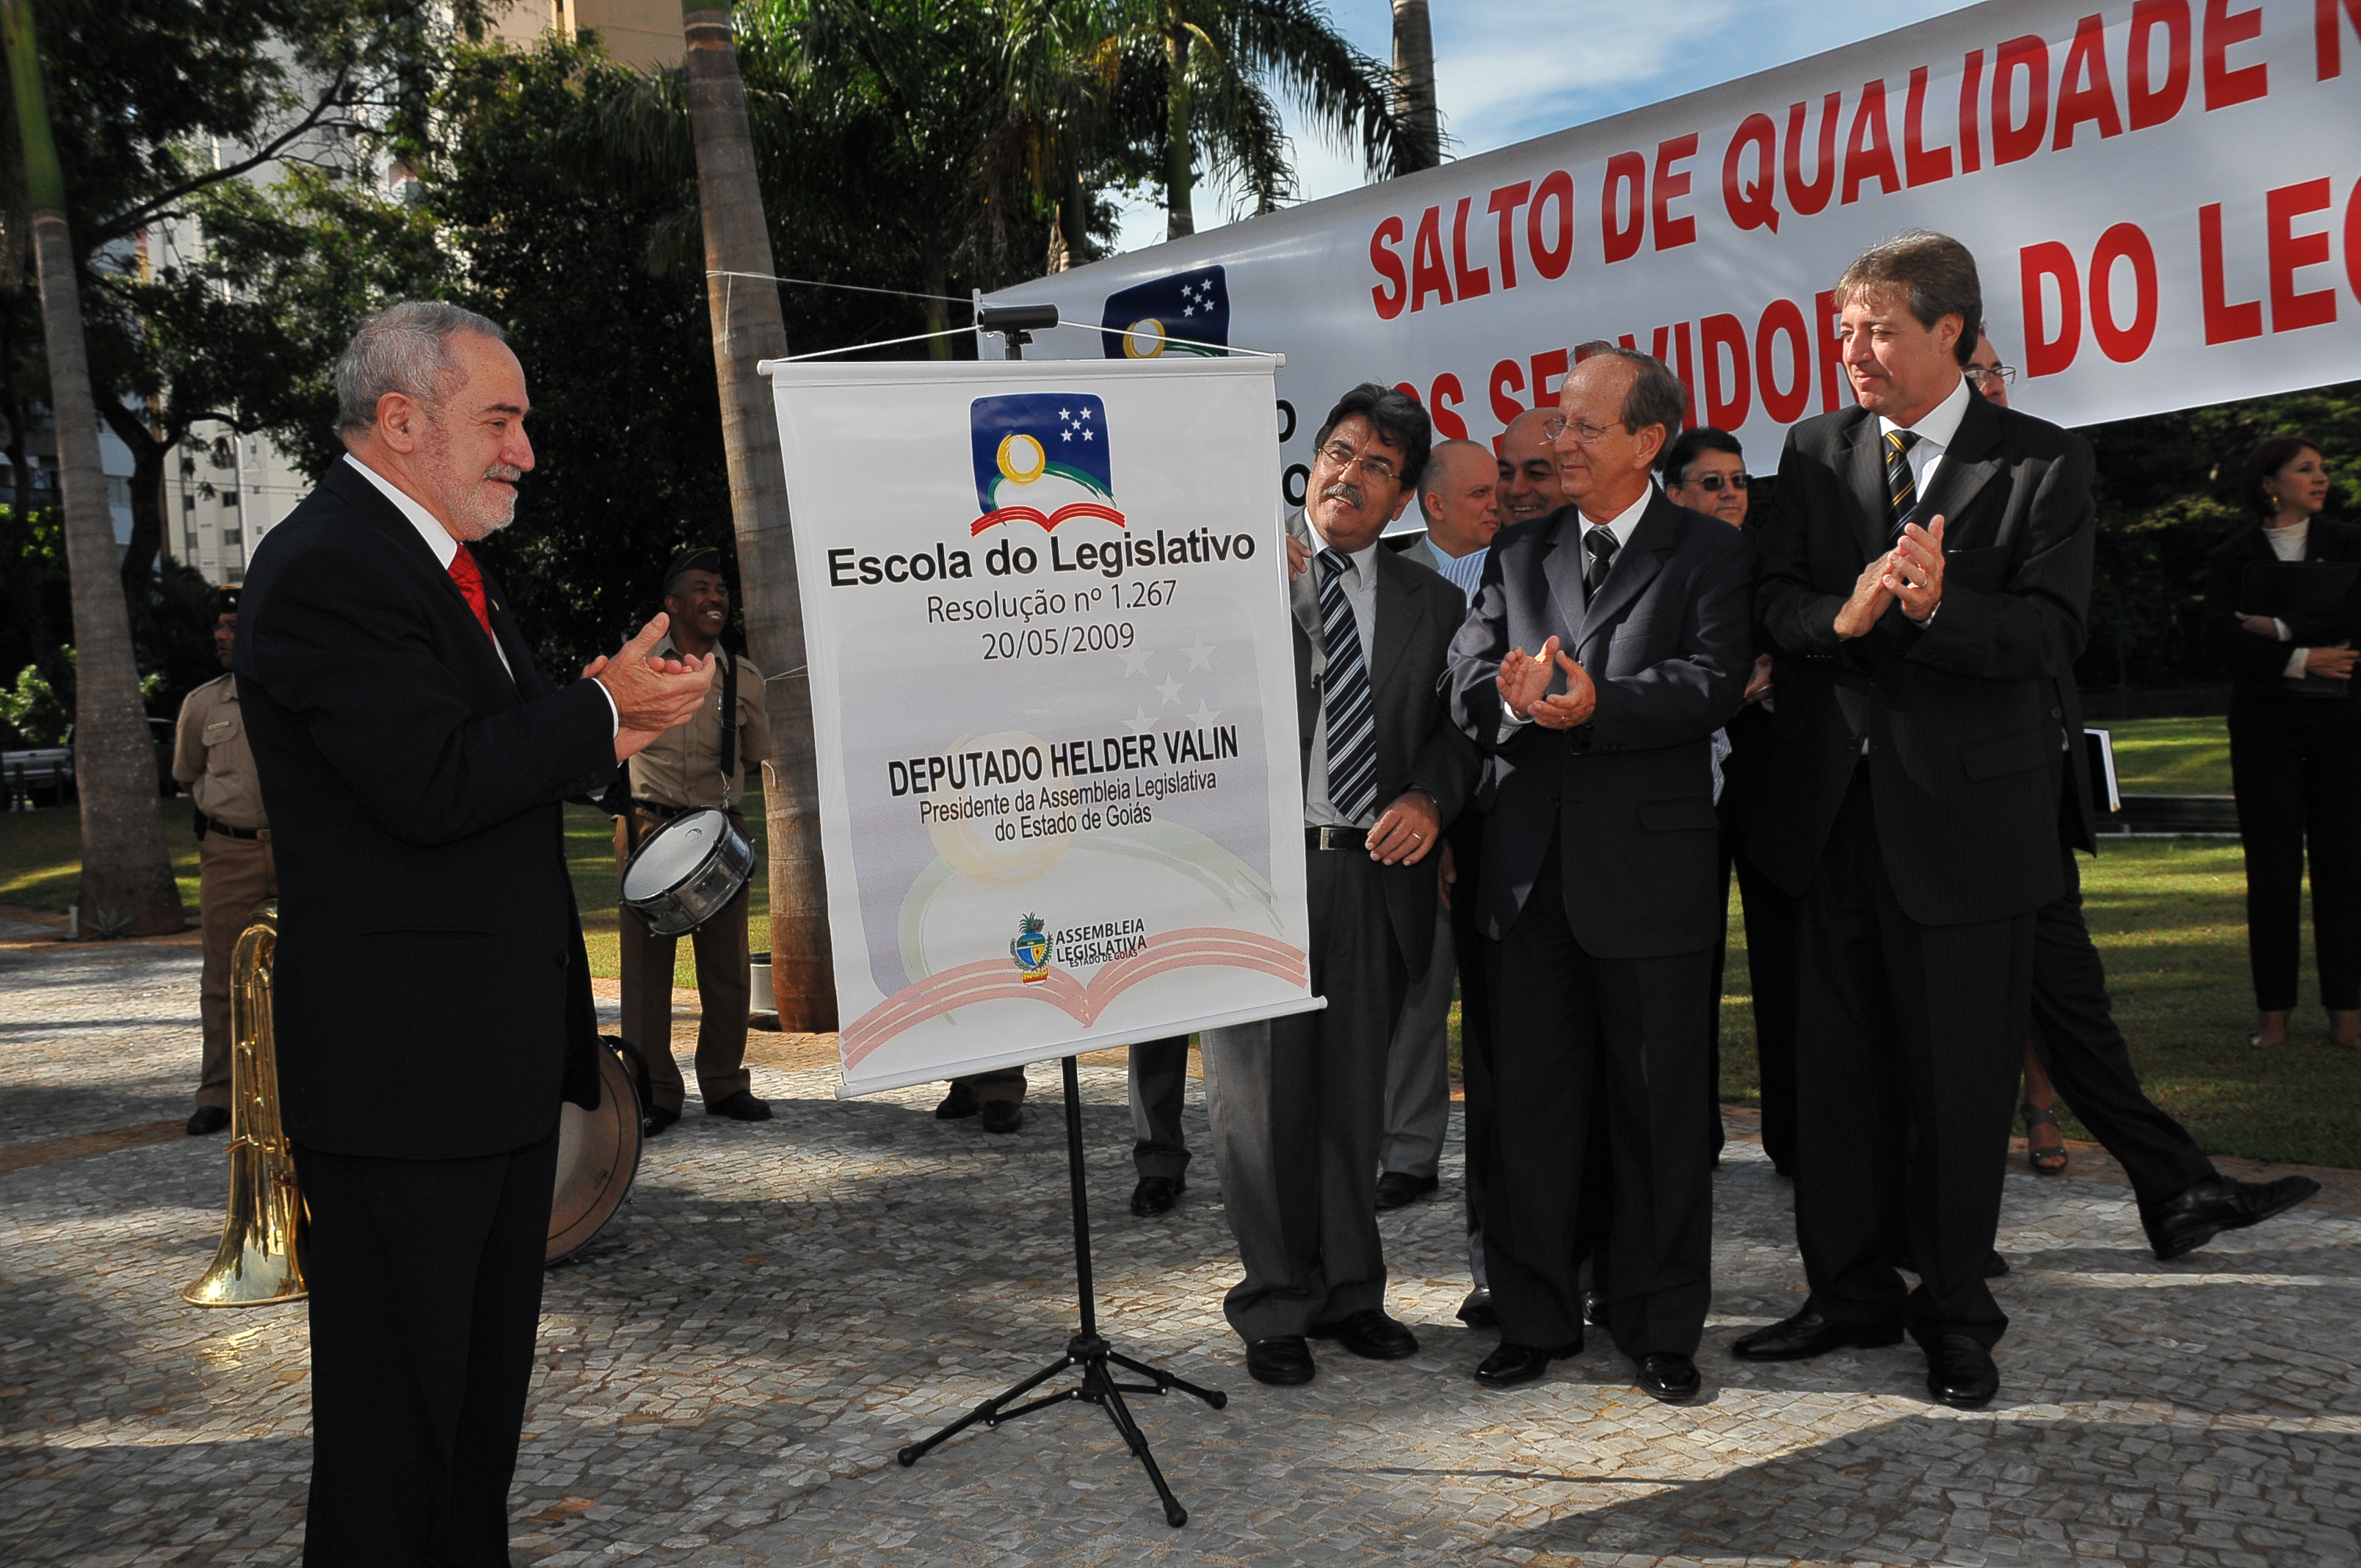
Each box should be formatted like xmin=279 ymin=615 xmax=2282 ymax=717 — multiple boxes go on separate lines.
xmin=1498 ymin=408 xmax=1564 ymax=525
xmin=1418 ymin=440 xmax=1500 ymax=559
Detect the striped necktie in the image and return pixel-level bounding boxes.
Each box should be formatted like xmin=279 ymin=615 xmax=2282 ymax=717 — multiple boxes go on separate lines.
xmin=1884 ymin=428 xmax=1921 ymax=541
xmin=1316 ymin=547 xmax=1378 ymax=822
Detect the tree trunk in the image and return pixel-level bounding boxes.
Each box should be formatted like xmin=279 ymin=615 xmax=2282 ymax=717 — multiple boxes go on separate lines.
xmin=1389 ymin=0 xmax=1440 ymax=172
xmin=681 ymin=6 xmax=833 ymax=1030
xmin=4 ymin=0 xmax=181 ymax=934
xmin=1163 ymin=26 xmax=1194 ymax=240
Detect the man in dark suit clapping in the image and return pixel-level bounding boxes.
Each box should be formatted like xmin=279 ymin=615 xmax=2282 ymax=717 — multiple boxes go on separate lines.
xmin=1200 ymin=382 xmax=1477 ymax=1388
xmin=1736 ymin=232 xmax=2096 ymax=1409
xmin=238 ymin=302 xmax=714 ymax=1563
xmin=1444 ymin=347 xmax=1755 ymax=1402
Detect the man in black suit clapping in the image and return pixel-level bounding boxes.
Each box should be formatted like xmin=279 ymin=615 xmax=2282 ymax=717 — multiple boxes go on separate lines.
xmin=1736 ymin=232 xmax=2096 ymax=1409
xmin=238 ymin=302 xmax=714 ymax=1562
xmin=1444 ymin=347 xmax=1755 ymax=1402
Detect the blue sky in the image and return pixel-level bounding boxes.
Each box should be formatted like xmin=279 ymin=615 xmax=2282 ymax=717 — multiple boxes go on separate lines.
xmin=1111 ymin=0 xmax=1972 ymax=252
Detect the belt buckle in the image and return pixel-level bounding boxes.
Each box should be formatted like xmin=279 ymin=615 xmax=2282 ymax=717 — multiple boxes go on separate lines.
xmin=1316 ymin=826 xmax=1344 ymax=851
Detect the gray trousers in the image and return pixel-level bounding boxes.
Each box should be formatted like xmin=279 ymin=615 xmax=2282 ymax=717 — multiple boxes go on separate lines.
xmin=1128 ymin=1037 xmax=1192 ymax=1180
xmin=1200 ymin=849 xmax=1408 ymax=1343
xmin=1379 ymin=904 xmax=1454 ymax=1180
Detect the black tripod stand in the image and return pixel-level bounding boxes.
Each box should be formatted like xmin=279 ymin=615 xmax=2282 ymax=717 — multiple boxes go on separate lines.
xmin=896 ymin=1054 xmax=1225 ymax=1527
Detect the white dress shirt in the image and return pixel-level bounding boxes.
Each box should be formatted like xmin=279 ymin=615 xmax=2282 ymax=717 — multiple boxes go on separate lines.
xmin=1879 ymin=372 xmax=1973 ymax=504
xmin=1498 ymin=484 xmax=1655 ymax=741
xmin=1305 ymin=535 xmax=1383 ymax=830
xmin=344 ymin=453 xmax=621 ymax=731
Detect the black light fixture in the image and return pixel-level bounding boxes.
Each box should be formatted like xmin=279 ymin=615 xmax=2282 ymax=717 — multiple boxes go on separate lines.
xmin=976 ymin=303 xmax=1059 ymax=360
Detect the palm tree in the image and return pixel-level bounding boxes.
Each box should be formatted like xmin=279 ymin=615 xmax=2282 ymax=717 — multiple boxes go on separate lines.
xmin=678 ymin=4 xmax=834 ymax=1029
xmin=1388 ymin=0 xmax=1437 ymax=172
xmin=3 ymin=0 xmax=182 ymax=934
xmin=1123 ymin=0 xmax=1413 ymax=242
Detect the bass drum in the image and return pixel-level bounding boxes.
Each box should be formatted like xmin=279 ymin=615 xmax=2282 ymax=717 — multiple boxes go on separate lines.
xmin=548 ymin=1040 xmax=644 ymax=1265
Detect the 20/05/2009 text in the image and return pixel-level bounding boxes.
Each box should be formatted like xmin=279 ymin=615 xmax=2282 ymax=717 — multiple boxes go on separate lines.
xmin=980 ymin=622 xmax=1137 ymax=661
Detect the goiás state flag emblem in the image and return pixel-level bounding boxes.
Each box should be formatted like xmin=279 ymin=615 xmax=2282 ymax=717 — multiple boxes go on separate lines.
xmin=1099 ymin=265 xmax=1228 ymax=359
xmin=969 ymin=392 xmax=1125 ymax=535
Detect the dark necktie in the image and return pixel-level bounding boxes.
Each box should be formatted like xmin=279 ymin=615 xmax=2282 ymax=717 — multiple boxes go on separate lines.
xmin=446 ymin=542 xmax=498 ymax=647
xmin=1316 ymin=548 xmax=1378 ymax=822
xmin=1582 ymin=524 xmax=1620 ymax=596
xmin=1885 ymin=428 xmax=1921 ymax=541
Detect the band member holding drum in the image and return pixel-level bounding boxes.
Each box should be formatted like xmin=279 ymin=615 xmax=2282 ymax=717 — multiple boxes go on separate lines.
xmin=616 ymin=546 xmax=776 ymax=1134
xmin=237 ymin=302 xmax=713 ymax=1563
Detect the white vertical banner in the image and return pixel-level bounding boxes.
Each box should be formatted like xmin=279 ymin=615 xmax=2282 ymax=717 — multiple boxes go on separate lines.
xmin=762 ymin=356 xmax=1320 ymax=1097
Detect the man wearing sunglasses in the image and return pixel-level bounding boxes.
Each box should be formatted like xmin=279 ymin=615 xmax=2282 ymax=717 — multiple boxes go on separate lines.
xmin=1662 ymin=428 xmax=1750 ymax=526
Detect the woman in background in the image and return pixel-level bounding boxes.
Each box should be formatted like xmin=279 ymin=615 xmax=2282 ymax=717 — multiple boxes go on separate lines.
xmin=2203 ymin=435 xmax=2361 ymax=1052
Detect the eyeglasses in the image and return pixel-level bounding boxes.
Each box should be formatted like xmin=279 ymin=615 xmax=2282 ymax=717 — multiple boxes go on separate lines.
xmin=1541 ymin=415 xmax=1614 ymax=445
xmin=1316 ymin=440 xmax=1399 ymax=485
xmin=1965 ymin=363 xmax=2017 ymax=388
xmin=1686 ymin=472 xmax=1749 ymax=493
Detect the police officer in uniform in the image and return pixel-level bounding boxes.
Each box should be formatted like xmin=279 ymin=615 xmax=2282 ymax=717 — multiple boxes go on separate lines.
xmin=174 ymin=596 xmax=277 ymax=1136
xmin=616 ymin=548 xmax=775 ymax=1133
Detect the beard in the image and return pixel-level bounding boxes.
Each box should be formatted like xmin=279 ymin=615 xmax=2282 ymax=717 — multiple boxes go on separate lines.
xmin=418 ymin=420 xmax=521 ymax=542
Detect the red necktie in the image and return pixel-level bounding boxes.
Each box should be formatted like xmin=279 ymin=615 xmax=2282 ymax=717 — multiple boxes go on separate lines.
xmin=446 ymin=544 xmax=498 ymax=646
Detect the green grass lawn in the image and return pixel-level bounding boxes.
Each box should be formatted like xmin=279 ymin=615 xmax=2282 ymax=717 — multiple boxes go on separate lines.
xmin=8 ymin=795 xmax=2356 ymax=1166
xmin=1705 ymin=837 xmax=2360 ymax=1169
xmin=2105 ymin=714 xmax=2233 ymax=794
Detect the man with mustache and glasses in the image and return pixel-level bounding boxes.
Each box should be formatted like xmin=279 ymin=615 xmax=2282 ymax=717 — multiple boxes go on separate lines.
xmin=237 ymin=301 xmax=714 ymax=1564
xmin=1198 ymin=382 xmax=1478 ymax=1387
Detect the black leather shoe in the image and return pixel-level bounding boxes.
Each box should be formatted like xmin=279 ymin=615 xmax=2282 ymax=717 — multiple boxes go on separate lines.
xmin=1474 ymin=1340 xmax=1578 ymax=1387
xmin=1244 ymin=1336 xmax=1315 ymax=1386
xmin=185 ymin=1106 xmax=229 ymax=1136
xmin=642 ymin=1105 xmax=680 ymax=1138
xmin=980 ymin=1100 xmax=1023 ymax=1134
xmin=1731 ymin=1310 xmax=1904 ymax=1362
xmin=1130 ymin=1175 xmax=1183 ymax=1216
xmin=1456 ymin=1288 xmax=1497 ymax=1329
xmin=934 ymin=1082 xmax=979 ymax=1119
xmin=2146 ymin=1174 xmax=2322 ymax=1261
xmin=1636 ymin=1352 xmax=1702 ymax=1401
xmin=1308 ymin=1308 xmax=1418 ymax=1360
xmin=1374 ymin=1170 xmax=1439 ymax=1211
xmin=1925 ymin=1332 xmax=1999 ymax=1409
xmin=707 ymin=1089 xmax=772 ymax=1121
xmin=1583 ymin=1289 xmax=1606 ymax=1328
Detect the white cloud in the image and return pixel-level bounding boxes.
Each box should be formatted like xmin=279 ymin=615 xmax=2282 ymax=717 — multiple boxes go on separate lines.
xmin=1112 ymin=0 xmax=1971 ymax=255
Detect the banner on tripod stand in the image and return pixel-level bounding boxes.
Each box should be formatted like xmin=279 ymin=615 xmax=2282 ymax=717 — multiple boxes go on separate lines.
xmin=762 ymin=355 xmax=1321 ymax=1097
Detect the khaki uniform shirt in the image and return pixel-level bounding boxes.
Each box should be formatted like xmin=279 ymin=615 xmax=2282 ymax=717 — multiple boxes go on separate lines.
xmin=625 ymin=635 xmax=772 ymax=813
xmin=173 ymin=673 xmax=269 ymax=831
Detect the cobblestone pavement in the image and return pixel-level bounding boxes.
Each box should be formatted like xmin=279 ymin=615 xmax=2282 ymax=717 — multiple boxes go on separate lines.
xmin=4 ymin=940 xmax=2359 ymax=1567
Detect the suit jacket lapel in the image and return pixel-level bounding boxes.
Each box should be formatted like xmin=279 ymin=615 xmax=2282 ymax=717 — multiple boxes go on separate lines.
xmin=1369 ymin=545 xmax=1427 ymax=699
xmin=1917 ymin=390 xmax=2006 ymax=543
xmin=1539 ymin=507 xmax=1588 ymax=647
xmin=1574 ymin=492 xmax=1672 ymax=653
xmin=1842 ymin=412 xmax=1890 ymax=564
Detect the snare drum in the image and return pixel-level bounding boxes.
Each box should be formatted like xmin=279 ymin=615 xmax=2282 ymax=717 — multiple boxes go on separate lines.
xmin=621 ymin=807 xmax=754 ymax=937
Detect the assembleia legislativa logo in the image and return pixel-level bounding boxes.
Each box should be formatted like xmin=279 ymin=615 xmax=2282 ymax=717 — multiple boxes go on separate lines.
xmin=1009 ymin=913 xmax=1051 ymax=982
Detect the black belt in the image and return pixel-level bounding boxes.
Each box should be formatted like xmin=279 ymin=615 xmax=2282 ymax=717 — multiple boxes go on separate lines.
xmin=630 ymin=799 xmax=689 ymax=822
xmin=194 ymin=810 xmax=269 ymax=843
xmin=1305 ymin=825 xmax=1369 ymax=851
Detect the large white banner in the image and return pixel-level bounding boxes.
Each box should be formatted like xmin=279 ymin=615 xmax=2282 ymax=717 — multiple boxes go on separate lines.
xmin=982 ymin=0 xmax=2360 ymax=501
xmin=764 ymin=357 xmax=1320 ymax=1097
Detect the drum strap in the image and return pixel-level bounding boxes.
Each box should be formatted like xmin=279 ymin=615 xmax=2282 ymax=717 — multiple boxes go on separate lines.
xmin=718 ymin=650 xmax=739 ymax=808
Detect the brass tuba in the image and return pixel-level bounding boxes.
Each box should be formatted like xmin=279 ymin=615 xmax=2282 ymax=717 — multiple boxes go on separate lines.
xmin=184 ymin=901 xmax=308 ymax=1306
